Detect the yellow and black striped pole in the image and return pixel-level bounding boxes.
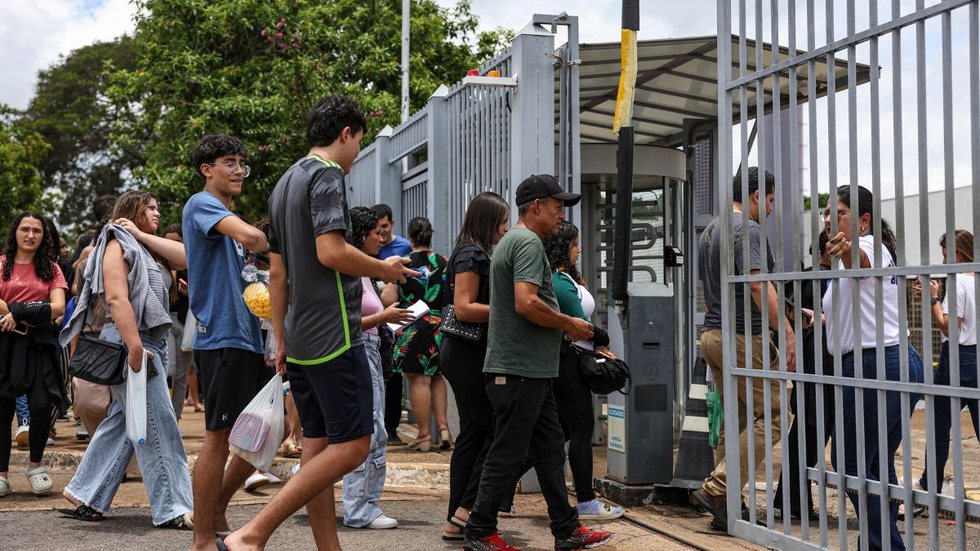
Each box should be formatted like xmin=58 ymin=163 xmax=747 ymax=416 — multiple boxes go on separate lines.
xmin=612 ymin=0 xmax=639 ymax=302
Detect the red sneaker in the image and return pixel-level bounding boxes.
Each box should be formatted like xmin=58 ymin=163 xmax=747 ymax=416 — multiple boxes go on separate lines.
xmin=461 ymin=531 xmax=522 ymax=551
xmin=555 ymin=523 xmax=612 ymax=550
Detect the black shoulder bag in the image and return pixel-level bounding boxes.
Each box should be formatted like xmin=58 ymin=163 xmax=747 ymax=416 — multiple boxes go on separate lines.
xmin=573 ymin=344 xmax=631 ymax=395
xmin=438 ymin=247 xmax=486 ymax=343
xmin=67 ymin=292 xmax=127 ymax=386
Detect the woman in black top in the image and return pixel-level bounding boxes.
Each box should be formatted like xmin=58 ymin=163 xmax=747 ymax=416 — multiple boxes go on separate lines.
xmin=439 ymin=192 xmax=510 ymax=539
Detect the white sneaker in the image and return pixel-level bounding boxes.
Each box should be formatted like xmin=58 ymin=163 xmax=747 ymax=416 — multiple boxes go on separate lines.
xmin=291 ymin=463 xmax=301 ymax=476
xmin=244 ymin=472 xmax=281 ymax=492
xmin=577 ymin=498 xmax=625 ymax=520
xmin=14 ymin=424 xmax=29 ymax=448
xmin=366 ymin=514 xmax=398 ymax=529
xmin=76 ymin=426 xmax=89 ymax=441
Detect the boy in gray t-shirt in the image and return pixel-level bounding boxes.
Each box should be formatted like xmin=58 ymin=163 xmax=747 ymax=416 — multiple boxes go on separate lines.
xmin=222 ymin=95 xmax=416 ymax=551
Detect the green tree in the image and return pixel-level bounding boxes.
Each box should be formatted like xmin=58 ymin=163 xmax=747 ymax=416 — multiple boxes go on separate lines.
xmin=24 ymin=36 xmax=141 ymax=231
xmin=803 ymin=192 xmax=830 ymax=211
xmin=108 ymin=0 xmax=511 ymax=222
xmin=0 ymin=107 xmax=52 ymax=230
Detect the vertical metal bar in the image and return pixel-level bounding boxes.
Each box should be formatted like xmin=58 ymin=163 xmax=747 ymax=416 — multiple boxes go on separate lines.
xmin=864 ymin=3 xmax=893 ymax=549
xmin=842 ymin=2 xmax=872 ymax=549
xmin=764 ymin=0 xmax=782 ymax=532
xmin=716 ymin=0 xmax=739 ymax=536
xmin=806 ymin=0 xmax=830 ymax=544
xmin=823 ymin=1 xmax=848 ymax=548
xmin=941 ymin=8 xmax=966 ymax=549
xmin=914 ymin=1 xmax=939 ymax=546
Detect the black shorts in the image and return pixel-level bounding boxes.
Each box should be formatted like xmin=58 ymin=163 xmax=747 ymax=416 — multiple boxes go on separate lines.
xmin=285 ymin=345 xmax=373 ymax=444
xmin=194 ymin=348 xmax=273 ymax=431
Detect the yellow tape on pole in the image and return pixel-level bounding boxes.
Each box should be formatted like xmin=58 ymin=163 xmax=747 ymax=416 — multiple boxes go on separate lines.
xmin=612 ymin=29 xmax=638 ymax=135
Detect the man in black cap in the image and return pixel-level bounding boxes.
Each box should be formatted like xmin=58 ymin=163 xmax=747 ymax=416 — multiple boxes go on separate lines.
xmin=462 ymin=175 xmax=612 ymax=551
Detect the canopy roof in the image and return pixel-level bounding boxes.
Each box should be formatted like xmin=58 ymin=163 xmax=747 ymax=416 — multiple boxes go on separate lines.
xmin=569 ymin=35 xmax=873 ymax=147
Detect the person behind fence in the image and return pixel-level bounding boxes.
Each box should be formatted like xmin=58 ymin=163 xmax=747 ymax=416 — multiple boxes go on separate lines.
xmin=0 ymin=212 xmax=69 ymax=498
xmin=341 ymin=206 xmax=414 ymax=529
xmin=691 ymin=167 xmax=796 ymax=531
xmin=543 ymin=221 xmax=624 ymax=521
xmin=221 ymin=94 xmax=416 ymax=551
xmin=382 ymin=216 xmax=452 ymax=451
xmin=914 ymin=229 xmax=977 ymax=495
xmin=59 ymin=191 xmax=194 ymax=528
xmin=440 ymin=191 xmax=510 ymax=540
xmin=824 ymin=184 xmax=923 ymax=551
xmin=773 ymin=229 xmax=835 ymax=521
xmin=462 ymin=174 xmax=611 ymax=551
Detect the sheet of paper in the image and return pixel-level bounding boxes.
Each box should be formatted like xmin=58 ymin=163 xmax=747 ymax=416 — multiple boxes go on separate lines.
xmin=387 ymin=299 xmax=430 ymax=333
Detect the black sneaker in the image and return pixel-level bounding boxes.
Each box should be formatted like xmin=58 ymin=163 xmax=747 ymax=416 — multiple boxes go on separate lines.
xmin=554 ymin=523 xmax=612 ymax=550
xmin=691 ymin=488 xmax=728 ymax=527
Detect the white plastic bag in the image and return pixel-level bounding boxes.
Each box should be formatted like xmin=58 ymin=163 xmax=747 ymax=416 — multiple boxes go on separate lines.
xmin=125 ymin=351 xmax=148 ymax=446
xmin=180 ymin=310 xmax=197 ymax=352
xmin=229 ymin=375 xmax=284 ymax=471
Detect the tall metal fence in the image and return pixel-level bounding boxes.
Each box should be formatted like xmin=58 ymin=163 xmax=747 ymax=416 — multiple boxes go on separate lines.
xmin=348 ymin=16 xmax=573 ymax=255
xmin=717 ymin=1 xmax=979 ymax=550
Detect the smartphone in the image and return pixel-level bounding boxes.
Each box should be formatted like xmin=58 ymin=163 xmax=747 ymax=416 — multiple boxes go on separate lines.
xmin=12 ymin=322 xmax=29 ymax=335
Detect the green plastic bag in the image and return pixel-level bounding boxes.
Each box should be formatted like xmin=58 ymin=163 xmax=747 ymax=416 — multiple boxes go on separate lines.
xmin=706 ymin=388 xmax=723 ymax=449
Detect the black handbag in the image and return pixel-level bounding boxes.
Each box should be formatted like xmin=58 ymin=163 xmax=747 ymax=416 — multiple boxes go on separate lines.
xmin=576 ymin=347 xmax=631 ymax=395
xmin=67 ymin=292 xmax=127 ymax=386
xmin=439 ymin=304 xmax=483 ymax=342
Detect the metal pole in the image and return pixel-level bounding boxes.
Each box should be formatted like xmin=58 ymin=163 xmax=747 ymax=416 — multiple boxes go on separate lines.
xmin=401 ymin=0 xmax=411 ymax=122
xmin=611 ymin=0 xmax=639 ymax=304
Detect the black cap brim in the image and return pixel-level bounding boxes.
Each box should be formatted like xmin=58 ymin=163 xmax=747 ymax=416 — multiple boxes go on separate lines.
xmin=553 ymin=192 xmax=581 ymax=206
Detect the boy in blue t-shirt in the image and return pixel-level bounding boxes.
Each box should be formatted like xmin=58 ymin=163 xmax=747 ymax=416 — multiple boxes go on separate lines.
xmin=182 ymin=134 xmax=272 ymax=550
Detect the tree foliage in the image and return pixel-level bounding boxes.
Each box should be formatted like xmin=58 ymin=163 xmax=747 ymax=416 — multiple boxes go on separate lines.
xmin=0 ymin=107 xmax=51 ymax=230
xmin=108 ymin=0 xmax=511 ymax=222
xmin=24 ymin=36 xmax=141 ymax=231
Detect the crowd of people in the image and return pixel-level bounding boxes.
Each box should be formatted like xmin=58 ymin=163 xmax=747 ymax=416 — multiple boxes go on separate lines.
xmin=2 ymin=93 xmax=976 ymax=551
xmin=0 ymin=94 xmax=622 ymax=551
xmin=691 ymin=168 xmax=978 ymax=551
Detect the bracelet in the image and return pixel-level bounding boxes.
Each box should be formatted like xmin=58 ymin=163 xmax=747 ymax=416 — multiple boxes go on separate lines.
xmin=930 ymin=297 xmax=939 ymax=306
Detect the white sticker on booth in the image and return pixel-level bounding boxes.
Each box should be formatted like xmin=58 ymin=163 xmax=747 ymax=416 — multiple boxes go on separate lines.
xmin=607 ymin=405 xmax=626 ymax=453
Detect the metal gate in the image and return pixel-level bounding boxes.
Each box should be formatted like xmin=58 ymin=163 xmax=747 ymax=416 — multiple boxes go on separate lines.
xmin=717 ymin=1 xmax=979 ymax=550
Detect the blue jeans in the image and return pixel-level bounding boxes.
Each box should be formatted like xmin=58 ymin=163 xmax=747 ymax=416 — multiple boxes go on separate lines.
xmin=15 ymin=395 xmax=29 ymax=426
xmin=342 ymin=332 xmax=388 ymax=527
xmin=832 ymin=344 xmax=923 ymax=551
xmin=65 ymin=324 xmax=193 ymax=525
xmin=919 ymin=342 xmax=979 ymax=490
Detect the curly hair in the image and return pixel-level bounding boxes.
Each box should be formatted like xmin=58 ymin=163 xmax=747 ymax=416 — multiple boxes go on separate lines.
xmin=192 ymin=134 xmax=246 ymax=181
xmin=347 ymin=206 xmax=381 ymax=251
xmin=544 ymin=221 xmax=582 ymax=284
xmin=307 ymin=95 xmax=368 ymax=148
xmin=407 ymin=217 xmax=433 ymax=248
xmin=2 ymin=212 xmax=57 ymax=283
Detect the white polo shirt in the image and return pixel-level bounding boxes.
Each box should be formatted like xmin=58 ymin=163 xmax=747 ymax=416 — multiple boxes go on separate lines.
xmin=823 ymin=234 xmax=902 ymax=355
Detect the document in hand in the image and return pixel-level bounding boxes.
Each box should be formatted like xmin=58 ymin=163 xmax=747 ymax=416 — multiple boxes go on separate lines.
xmin=387 ymin=299 xmax=430 ymax=333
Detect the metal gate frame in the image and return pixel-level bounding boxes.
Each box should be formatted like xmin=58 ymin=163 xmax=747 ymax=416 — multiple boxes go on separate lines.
xmin=717 ymin=1 xmax=980 ymax=550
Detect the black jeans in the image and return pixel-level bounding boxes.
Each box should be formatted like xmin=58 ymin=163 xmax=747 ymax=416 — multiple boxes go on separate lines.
xmin=0 ymin=368 xmax=53 ymax=471
xmin=441 ymin=337 xmax=493 ymax=521
xmin=384 ymin=372 xmax=404 ymax=438
xmin=467 ymin=374 xmax=578 ymax=540
xmin=554 ymin=347 xmax=596 ymax=503
xmin=774 ymin=327 xmax=834 ymax=516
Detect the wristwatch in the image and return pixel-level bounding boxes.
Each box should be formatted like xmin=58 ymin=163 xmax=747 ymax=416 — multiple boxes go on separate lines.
xmin=930 ymin=296 xmax=940 ymax=306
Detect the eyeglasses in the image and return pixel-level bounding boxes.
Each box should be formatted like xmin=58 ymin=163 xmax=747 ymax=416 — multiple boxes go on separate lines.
xmin=209 ymin=161 xmax=251 ymax=178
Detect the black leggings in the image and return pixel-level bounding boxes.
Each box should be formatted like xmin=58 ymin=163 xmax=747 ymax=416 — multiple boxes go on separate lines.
xmin=0 ymin=371 xmax=53 ymax=471
xmin=553 ymin=348 xmax=596 ymax=503
xmin=441 ymin=337 xmax=493 ymax=520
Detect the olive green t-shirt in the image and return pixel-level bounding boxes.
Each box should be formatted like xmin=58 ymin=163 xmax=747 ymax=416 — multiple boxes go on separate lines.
xmin=484 ymin=227 xmax=562 ymax=378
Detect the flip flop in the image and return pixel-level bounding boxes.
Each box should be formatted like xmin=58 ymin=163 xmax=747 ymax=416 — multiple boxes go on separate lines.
xmin=441 ymin=516 xmax=467 ymax=540
xmin=59 ymin=505 xmax=104 ymax=522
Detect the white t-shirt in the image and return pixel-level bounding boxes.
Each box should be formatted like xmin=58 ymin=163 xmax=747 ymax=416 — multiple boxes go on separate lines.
xmin=942 ymin=274 xmax=977 ymax=345
xmin=823 ymin=234 xmax=902 ymax=355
